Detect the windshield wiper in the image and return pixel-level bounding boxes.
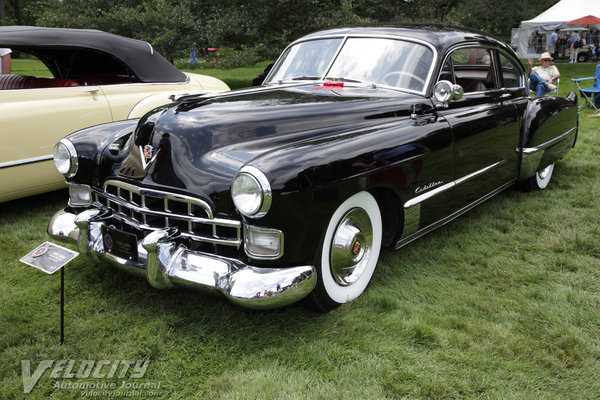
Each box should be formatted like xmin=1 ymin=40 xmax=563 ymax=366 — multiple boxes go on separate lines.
xmin=290 ymin=76 xmax=321 ymax=81
xmin=325 ymin=77 xmax=378 ymax=88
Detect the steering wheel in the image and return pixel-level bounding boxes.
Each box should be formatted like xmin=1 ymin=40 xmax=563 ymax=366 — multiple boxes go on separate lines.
xmin=381 ymin=71 xmax=425 ymax=87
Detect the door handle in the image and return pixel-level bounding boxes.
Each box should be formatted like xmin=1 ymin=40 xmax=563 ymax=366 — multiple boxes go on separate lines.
xmin=499 ymin=93 xmax=511 ymax=100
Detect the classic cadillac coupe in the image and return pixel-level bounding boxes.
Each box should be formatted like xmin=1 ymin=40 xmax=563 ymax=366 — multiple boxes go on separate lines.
xmin=48 ymin=26 xmax=579 ymax=311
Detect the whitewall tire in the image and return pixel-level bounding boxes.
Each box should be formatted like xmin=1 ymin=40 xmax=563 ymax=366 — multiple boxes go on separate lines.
xmin=520 ymin=162 xmax=555 ymax=192
xmin=308 ymin=191 xmax=382 ymax=311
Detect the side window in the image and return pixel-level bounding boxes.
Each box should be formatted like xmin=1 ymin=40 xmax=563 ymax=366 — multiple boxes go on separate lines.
xmin=11 ymin=52 xmax=52 ymax=78
xmin=447 ymin=47 xmax=496 ymax=93
xmin=439 ymin=58 xmax=455 ymax=83
xmin=498 ymin=52 xmax=522 ymax=88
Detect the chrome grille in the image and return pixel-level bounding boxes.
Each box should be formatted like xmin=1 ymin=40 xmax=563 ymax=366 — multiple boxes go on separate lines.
xmin=94 ymin=180 xmax=241 ymax=248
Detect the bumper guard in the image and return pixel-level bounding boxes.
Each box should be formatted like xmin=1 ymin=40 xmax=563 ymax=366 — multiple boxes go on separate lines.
xmin=48 ymin=208 xmax=316 ymax=309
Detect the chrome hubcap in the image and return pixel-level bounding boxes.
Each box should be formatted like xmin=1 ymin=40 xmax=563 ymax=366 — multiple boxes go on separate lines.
xmin=538 ymin=164 xmax=552 ymax=180
xmin=330 ymin=207 xmax=373 ymax=286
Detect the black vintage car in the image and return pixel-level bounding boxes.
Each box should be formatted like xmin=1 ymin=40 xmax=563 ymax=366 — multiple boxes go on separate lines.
xmin=48 ymin=26 xmax=579 ymax=311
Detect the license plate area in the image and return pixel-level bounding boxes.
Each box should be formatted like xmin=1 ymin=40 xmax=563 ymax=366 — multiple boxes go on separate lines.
xmin=101 ymin=225 xmax=139 ymax=262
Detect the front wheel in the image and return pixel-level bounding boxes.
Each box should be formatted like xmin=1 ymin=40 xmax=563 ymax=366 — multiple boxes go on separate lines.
xmin=307 ymin=191 xmax=382 ymax=312
xmin=520 ymin=163 xmax=555 ymax=192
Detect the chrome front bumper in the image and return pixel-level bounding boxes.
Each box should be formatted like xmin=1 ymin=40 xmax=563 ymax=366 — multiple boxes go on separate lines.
xmin=48 ymin=208 xmax=316 ymax=309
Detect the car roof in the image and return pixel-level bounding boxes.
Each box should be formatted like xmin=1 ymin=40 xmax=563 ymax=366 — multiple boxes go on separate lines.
xmin=0 ymin=26 xmax=187 ymax=83
xmin=296 ymin=24 xmax=511 ymax=55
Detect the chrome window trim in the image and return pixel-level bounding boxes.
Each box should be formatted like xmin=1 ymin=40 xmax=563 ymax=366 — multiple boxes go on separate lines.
xmin=438 ymin=44 xmax=527 ymax=94
xmin=265 ymin=34 xmax=438 ymax=96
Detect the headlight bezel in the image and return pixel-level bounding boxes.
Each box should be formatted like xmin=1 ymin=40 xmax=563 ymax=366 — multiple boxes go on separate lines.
xmin=53 ymin=138 xmax=78 ymax=178
xmin=231 ymin=166 xmax=272 ymax=218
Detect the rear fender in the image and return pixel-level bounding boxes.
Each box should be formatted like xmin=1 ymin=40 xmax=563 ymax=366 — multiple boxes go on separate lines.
xmin=518 ymin=92 xmax=578 ymax=180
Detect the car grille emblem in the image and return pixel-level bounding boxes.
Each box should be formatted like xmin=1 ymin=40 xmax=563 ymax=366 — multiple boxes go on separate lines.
xmin=143 ymin=145 xmax=154 ymax=160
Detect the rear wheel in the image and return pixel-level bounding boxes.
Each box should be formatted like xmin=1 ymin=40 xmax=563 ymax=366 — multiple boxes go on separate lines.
xmin=577 ymin=52 xmax=588 ymax=63
xmin=307 ymin=191 xmax=382 ymax=312
xmin=520 ymin=163 xmax=555 ymax=192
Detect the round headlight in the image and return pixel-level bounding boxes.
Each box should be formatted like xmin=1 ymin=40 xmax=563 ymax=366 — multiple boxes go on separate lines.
xmin=53 ymin=139 xmax=78 ymax=178
xmin=231 ymin=166 xmax=271 ymax=218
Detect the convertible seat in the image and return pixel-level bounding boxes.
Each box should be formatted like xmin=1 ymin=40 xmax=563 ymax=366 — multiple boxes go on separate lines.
xmin=0 ymin=74 xmax=80 ymax=90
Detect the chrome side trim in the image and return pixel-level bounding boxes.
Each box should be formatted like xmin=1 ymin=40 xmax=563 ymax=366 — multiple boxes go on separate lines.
xmin=517 ymin=127 xmax=576 ymax=154
xmin=404 ymin=160 xmax=505 ymax=209
xmin=0 ymin=154 xmax=52 ymax=169
xmin=396 ymin=180 xmax=515 ymax=249
xmin=517 ymin=126 xmax=577 ymax=180
xmin=401 ymin=160 xmax=507 ymax=241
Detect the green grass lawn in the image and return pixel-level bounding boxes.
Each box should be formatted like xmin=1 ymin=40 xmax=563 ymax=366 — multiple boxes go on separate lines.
xmin=1 ymin=62 xmax=599 ymax=399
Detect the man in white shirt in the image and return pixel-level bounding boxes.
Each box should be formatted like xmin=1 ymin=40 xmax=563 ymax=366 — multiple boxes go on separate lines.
xmin=527 ymin=52 xmax=560 ymax=97
xmin=0 ymin=48 xmax=12 ymax=74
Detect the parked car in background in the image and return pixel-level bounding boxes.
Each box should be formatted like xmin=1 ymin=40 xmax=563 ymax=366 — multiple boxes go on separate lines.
xmin=0 ymin=26 xmax=229 ymax=203
xmin=48 ymin=25 xmax=579 ymax=311
xmin=556 ymin=28 xmax=594 ymax=63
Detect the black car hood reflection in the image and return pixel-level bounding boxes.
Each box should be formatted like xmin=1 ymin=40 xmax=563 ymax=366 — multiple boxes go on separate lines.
xmin=118 ymin=84 xmax=425 ymax=202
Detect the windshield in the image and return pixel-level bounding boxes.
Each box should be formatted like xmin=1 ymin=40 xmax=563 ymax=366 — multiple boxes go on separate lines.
xmin=266 ymin=37 xmax=434 ymax=92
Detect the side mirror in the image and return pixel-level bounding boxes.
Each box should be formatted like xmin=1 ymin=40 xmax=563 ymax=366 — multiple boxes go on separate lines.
xmin=434 ymin=80 xmax=464 ymax=103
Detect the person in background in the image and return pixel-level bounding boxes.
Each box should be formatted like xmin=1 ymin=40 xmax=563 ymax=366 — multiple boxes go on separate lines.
xmin=528 ymin=52 xmax=560 ymax=97
xmin=569 ymin=31 xmax=580 ymax=63
xmin=0 ymin=48 xmax=11 ymax=74
xmin=548 ymin=29 xmax=559 ymax=59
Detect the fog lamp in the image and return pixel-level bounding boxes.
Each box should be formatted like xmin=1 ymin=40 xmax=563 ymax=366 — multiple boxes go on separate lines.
xmin=68 ymin=183 xmax=92 ymax=207
xmin=244 ymin=225 xmax=283 ymax=259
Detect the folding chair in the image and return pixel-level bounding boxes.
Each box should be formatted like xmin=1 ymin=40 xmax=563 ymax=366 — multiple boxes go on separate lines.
xmin=572 ymin=64 xmax=600 ymax=112
xmin=528 ymin=78 xmax=559 ymax=97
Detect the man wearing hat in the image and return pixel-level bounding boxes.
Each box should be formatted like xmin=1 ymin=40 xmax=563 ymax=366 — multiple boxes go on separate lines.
xmin=527 ymin=52 xmax=560 ymax=97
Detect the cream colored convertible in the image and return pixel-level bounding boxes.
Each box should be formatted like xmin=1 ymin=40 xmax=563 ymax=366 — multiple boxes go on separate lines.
xmin=0 ymin=26 xmax=229 ymax=202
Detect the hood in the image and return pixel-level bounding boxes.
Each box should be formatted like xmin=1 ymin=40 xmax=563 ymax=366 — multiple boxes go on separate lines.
xmin=115 ymin=84 xmax=428 ymax=206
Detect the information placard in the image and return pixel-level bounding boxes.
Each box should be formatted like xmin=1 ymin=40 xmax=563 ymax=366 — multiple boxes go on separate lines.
xmin=20 ymin=242 xmax=79 ymax=274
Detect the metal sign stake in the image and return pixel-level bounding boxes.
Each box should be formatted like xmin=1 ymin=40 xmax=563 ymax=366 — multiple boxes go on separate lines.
xmin=20 ymin=242 xmax=79 ymax=344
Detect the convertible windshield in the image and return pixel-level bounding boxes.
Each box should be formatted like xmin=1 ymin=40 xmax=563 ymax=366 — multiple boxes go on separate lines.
xmin=267 ymin=37 xmax=434 ymax=92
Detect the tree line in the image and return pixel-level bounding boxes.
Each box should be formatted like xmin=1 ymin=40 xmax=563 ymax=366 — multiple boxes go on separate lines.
xmin=1 ymin=0 xmax=559 ymax=63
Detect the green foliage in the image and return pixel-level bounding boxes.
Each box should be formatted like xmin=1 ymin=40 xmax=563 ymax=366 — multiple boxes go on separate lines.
xmin=453 ymin=0 xmax=560 ymax=35
xmin=204 ymin=0 xmax=366 ymax=59
xmin=4 ymin=0 xmax=562 ymax=68
xmin=35 ymin=0 xmax=212 ymax=62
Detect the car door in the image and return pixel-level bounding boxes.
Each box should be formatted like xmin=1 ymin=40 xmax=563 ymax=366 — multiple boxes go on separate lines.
xmin=0 ymin=86 xmax=111 ymax=202
xmin=436 ymin=45 xmax=522 ymax=211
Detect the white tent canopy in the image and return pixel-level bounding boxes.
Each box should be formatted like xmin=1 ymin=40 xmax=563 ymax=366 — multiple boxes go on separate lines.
xmin=515 ymin=0 xmax=600 ymax=58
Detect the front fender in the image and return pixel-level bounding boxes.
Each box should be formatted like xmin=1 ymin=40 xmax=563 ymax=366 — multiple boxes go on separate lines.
xmin=246 ymin=113 xmax=452 ymax=266
xmin=65 ymin=119 xmax=139 ymax=185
